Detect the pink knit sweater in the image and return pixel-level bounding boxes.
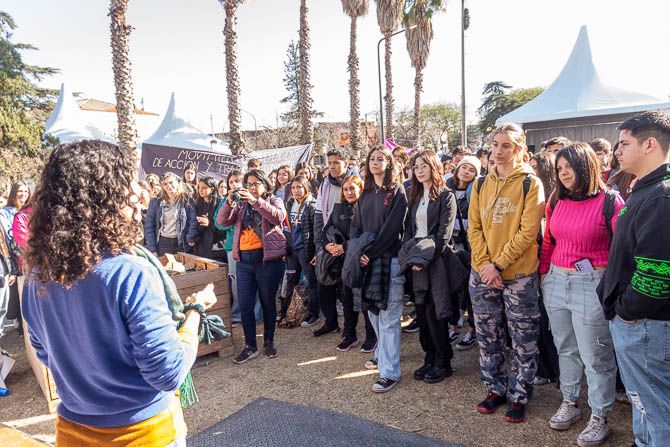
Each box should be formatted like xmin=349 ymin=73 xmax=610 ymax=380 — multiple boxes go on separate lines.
xmin=539 ymin=192 xmax=624 ymax=275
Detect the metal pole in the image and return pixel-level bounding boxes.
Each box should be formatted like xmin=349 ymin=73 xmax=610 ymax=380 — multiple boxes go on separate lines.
xmin=377 ymin=36 xmax=385 ymax=143
xmin=210 ymin=114 xmax=215 ymax=150
xmin=460 ymin=0 xmax=467 ymax=148
xmin=377 ymin=28 xmax=412 ymax=145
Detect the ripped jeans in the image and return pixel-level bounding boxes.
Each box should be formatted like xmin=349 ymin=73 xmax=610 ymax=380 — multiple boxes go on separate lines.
xmin=611 ymin=317 xmax=670 ymax=447
xmin=542 ymin=265 xmax=616 ymax=416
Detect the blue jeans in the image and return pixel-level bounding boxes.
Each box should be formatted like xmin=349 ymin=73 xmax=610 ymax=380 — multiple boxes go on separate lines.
xmin=610 ymin=317 xmax=670 ymax=447
xmin=542 ymin=266 xmax=616 ymax=416
xmin=228 ymin=250 xmax=263 ymax=322
xmin=236 ymin=250 xmax=285 ymax=350
xmin=284 ymin=248 xmax=319 ymax=318
xmin=368 ymin=258 xmax=404 ymax=381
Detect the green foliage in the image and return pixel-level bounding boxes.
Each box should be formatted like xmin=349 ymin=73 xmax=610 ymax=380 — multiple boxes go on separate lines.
xmin=396 ymin=101 xmax=462 ymax=150
xmin=0 ymin=11 xmax=58 ymax=182
xmin=477 ymin=81 xmax=544 ymax=135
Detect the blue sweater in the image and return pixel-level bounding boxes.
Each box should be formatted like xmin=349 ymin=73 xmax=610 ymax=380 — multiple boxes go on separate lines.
xmin=22 ymin=254 xmax=188 ymax=427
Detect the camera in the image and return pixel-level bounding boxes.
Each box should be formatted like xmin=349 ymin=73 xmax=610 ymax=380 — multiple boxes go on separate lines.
xmin=231 ymin=187 xmax=243 ymax=203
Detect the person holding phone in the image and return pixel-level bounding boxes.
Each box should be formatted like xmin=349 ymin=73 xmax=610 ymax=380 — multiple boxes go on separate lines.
xmin=540 ymin=144 xmax=624 ymax=446
xmin=21 ymin=140 xmax=216 ymax=445
xmin=217 ymin=169 xmax=287 ymax=363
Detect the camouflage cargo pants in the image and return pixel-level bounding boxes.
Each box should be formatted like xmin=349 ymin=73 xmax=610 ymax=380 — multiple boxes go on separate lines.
xmin=469 ymin=270 xmax=540 ymax=404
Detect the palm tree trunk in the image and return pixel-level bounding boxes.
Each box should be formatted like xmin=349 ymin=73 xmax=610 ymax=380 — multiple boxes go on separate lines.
xmin=384 ymin=34 xmax=394 ymax=139
xmin=224 ymin=0 xmax=244 ymax=155
xmin=109 ymin=0 xmax=138 ymax=153
xmin=413 ymin=66 xmax=422 ymax=148
xmin=298 ymin=0 xmax=313 ymax=145
xmin=348 ymin=16 xmax=361 ymax=158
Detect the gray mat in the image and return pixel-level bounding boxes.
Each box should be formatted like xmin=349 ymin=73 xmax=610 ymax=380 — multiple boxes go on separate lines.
xmin=188 ymin=397 xmax=460 ymax=447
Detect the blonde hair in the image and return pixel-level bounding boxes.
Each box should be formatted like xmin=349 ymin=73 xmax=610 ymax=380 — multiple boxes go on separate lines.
xmin=492 ymin=122 xmax=527 ymax=162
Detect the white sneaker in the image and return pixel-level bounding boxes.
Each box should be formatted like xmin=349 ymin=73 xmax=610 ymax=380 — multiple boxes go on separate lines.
xmin=577 ymin=415 xmax=611 ymax=447
xmin=549 ymin=400 xmax=582 ymax=430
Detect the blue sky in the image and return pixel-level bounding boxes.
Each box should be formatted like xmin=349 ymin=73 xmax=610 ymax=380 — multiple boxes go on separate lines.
xmin=6 ymin=0 xmax=669 ymax=134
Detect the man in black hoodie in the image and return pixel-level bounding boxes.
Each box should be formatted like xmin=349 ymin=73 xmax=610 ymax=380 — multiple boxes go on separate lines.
xmin=597 ymin=111 xmax=670 ymax=447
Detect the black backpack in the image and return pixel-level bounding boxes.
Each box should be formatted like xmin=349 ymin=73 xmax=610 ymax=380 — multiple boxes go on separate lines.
xmin=547 ymin=189 xmax=619 ymax=245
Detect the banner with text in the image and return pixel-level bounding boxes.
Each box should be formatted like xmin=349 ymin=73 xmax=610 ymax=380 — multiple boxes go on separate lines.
xmin=140 ymin=143 xmax=313 ymax=182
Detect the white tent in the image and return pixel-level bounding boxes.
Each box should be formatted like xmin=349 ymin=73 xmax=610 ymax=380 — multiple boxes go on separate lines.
xmin=497 ymin=26 xmax=670 ymax=125
xmin=45 ymin=84 xmax=116 ymax=143
xmin=142 ymin=93 xmax=231 ymax=154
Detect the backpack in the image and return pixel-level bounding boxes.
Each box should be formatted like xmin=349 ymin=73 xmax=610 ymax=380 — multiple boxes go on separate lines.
xmin=476 ymin=174 xmax=532 ymax=199
xmin=547 ymin=189 xmax=618 ymax=245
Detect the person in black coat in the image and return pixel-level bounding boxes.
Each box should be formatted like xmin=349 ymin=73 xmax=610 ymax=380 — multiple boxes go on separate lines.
xmin=403 ymin=150 xmax=458 ymax=384
xmin=319 ymin=175 xmax=376 ymax=351
xmin=194 ymin=177 xmax=226 ymax=260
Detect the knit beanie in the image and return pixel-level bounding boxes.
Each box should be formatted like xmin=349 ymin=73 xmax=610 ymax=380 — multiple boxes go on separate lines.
xmin=456 ymin=155 xmax=482 ymax=176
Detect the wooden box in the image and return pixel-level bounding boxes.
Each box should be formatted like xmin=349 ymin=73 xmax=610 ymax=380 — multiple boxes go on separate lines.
xmin=22 ymin=327 xmax=60 ymax=413
xmin=164 ymin=252 xmax=235 ymax=359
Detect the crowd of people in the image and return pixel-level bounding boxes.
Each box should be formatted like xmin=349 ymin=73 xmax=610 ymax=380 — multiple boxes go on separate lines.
xmin=0 ymin=111 xmax=668 ymax=446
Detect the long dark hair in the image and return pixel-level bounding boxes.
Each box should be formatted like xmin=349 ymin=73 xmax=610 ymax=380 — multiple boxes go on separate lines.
xmin=555 ymin=143 xmax=606 ymax=200
xmin=244 ymin=169 xmax=273 ymax=198
xmin=363 ymin=145 xmax=399 ymax=191
xmin=26 ymin=140 xmax=141 ymax=287
xmin=530 ymin=151 xmax=556 ymax=201
xmin=409 ymin=149 xmax=445 ymax=205
xmin=182 ymin=162 xmax=198 ymax=186
xmin=7 ymin=181 xmax=32 ymax=209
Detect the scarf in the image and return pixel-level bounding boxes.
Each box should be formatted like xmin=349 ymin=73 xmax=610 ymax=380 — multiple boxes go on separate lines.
xmin=129 ymin=245 xmax=230 ymax=407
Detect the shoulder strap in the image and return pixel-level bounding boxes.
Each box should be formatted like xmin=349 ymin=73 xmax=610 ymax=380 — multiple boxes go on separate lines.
xmin=602 ymin=189 xmax=618 ymax=242
xmin=522 ymin=175 xmax=531 ymax=200
xmin=476 ymin=176 xmax=486 ymax=194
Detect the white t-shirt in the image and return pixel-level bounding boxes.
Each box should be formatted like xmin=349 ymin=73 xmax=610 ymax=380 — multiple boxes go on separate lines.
xmin=415 ymin=189 xmax=430 ymax=238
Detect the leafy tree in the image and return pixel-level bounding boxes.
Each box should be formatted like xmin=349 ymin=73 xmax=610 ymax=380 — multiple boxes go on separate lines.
xmin=0 ymin=11 xmax=58 ymax=182
xmin=477 ymin=81 xmax=544 ymax=134
xmin=395 ymin=101 xmax=461 ymax=151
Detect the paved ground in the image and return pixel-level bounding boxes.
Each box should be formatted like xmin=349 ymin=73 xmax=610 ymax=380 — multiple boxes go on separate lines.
xmin=1 ymin=315 xmax=634 ymax=446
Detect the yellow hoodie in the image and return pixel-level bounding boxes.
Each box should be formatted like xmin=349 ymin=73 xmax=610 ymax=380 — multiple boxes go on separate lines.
xmin=468 ymin=164 xmax=545 ymax=280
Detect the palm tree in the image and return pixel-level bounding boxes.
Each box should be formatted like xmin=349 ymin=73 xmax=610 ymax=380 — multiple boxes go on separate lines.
xmin=298 ymin=0 xmax=313 ymax=145
xmin=109 ymin=0 xmax=138 ymax=153
xmin=375 ymin=0 xmax=404 ymax=140
xmin=220 ymin=0 xmax=245 ymax=155
xmin=341 ymin=0 xmax=369 ymax=158
xmin=404 ymin=0 xmax=445 ymax=147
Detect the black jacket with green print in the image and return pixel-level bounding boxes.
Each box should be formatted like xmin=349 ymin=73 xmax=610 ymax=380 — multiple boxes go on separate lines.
xmin=598 ymin=163 xmax=670 ymax=321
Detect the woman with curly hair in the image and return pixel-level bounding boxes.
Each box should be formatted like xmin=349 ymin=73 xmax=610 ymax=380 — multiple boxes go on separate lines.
xmin=21 ymin=140 xmax=216 ymax=446
xmin=349 ymin=145 xmax=408 ymax=393
xmin=144 ymin=172 xmax=199 ymax=256
xmin=274 ymin=164 xmax=294 ymax=202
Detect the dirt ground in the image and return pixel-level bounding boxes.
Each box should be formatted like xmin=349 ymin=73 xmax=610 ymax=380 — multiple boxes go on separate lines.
xmin=1 ymin=314 xmax=634 ymax=447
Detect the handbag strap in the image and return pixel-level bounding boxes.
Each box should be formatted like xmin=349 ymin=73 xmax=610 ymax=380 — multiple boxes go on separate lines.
xmin=453 ymin=191 xmax=471 ymax=253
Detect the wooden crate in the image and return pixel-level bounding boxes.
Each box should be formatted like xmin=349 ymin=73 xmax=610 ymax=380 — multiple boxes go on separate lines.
xmin=166 ymin=253 xmax=234 ymax=359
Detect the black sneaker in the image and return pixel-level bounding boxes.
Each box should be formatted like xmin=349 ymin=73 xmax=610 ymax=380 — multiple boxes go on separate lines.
xmin=414 ymin=363 xmax=433 ymax=381
xmin=423 ymin=364 xmax=454 ymax=384
xmin=476 ymin=391 xmax=507 ymax=414
xmin=336 ymin=337 xmax=359 ymax=352
xmin=313 ymin=324 xmax=340 ymax=337
xmin=264 ymin=343 xmax=278 ymax=359
xmin=504 ymin=402 xmax=526 ymax=423
xmin=371 ymin=377 xmax=398 ymax=393
xmin=402 ymin=318 xmax=420 ymax=333
xmin=360 ymin=337 xmax=378 ymax=353
xmin=233 ymin=346 xmax=259 ymax=364
xmin=301 ymin=315 xmax=320 ymax=328
xmin=364 ymin=358 xmax=378 ymax=370
xmin=449 ymin=330 xmax=460 ymax=344
xmin=456 ymin=332 xmax=477 ymax=351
